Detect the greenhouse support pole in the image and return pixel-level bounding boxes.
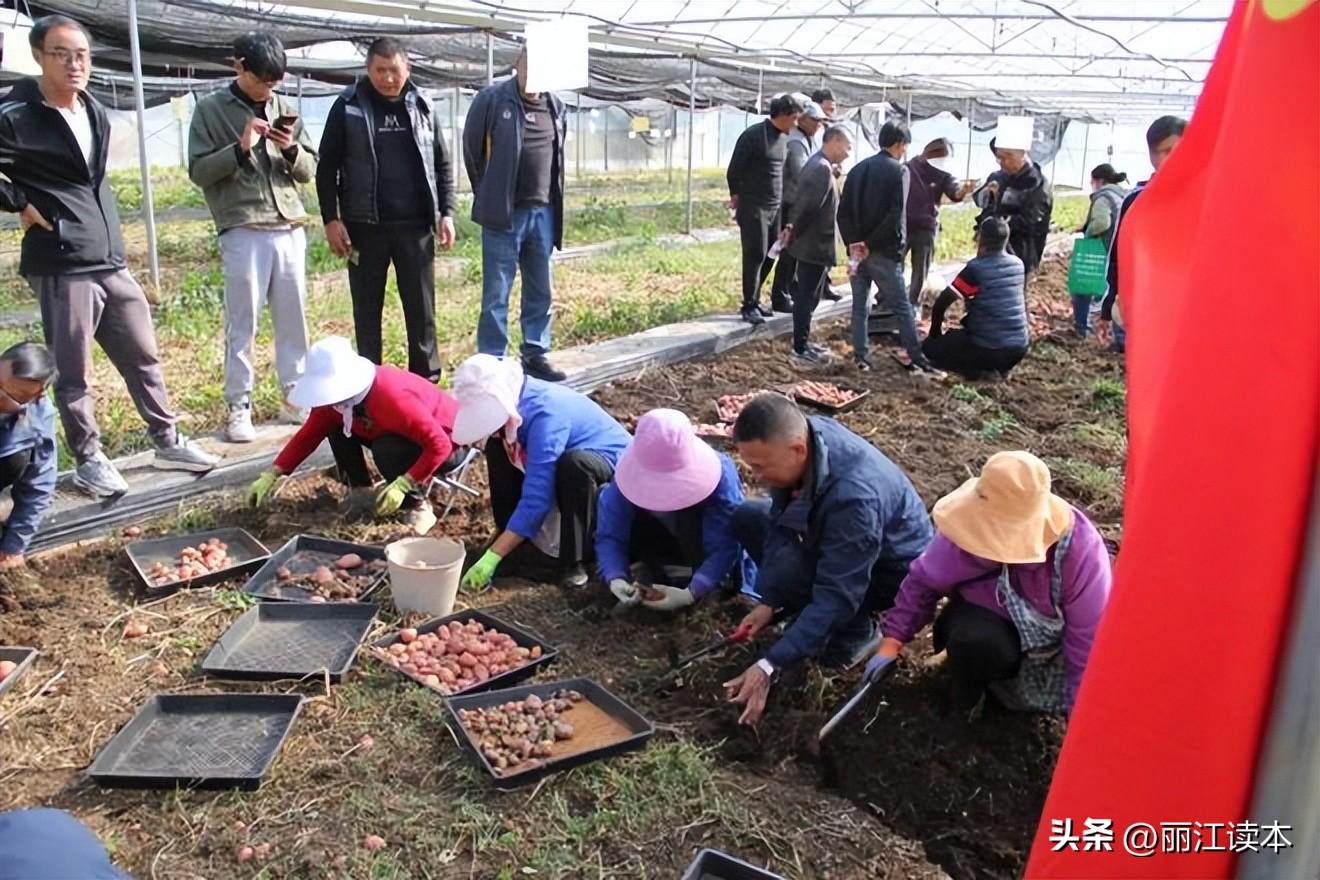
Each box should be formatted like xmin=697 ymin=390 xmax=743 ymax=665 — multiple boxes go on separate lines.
xmin=296 ymin=74 xmax=303 ymax=115
xmin=486 ymin=32 xmax=494 ymax=84
xmin=666 ymin=107 xmax=674 ymax=185
xmin=905 ymin=91 xmax=912 ymax=126
xmin=756 ymin=69 xmax=763 ymax=114
xmin=127 ymin=0 xmax=159 ymax=288
xmin=685 ymin=57 xmax=696 ymax=235
xmin=451 ymin=87 xmax=460 ymax=192
xmin=575 ymin=92 xmax=582 ymax=179
xmin=964 ymin=99 xmax=973 ymax=179
xmin=603 ymin=110 xmax=609 ymax=172
xmin=1048 ymin=116 xmax=1062 ymax=186
xmin=1079 ymin=122 xmax=1091 ymax=188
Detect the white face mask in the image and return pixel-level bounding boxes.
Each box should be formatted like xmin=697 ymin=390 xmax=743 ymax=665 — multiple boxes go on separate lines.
xmin=928 ymin=156 xmax=951 ymax=172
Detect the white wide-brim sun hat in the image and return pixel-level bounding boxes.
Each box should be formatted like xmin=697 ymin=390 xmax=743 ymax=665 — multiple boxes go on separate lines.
xmin=287 ymin=336 xmax=377 ymax=409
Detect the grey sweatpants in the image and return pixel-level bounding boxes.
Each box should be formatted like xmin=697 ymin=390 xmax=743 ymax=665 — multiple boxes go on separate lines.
xmin=218 ymin=226 xmax=309 ymax=406
xmin=906 ymin=228 xmax=936 ymax=315
xmin=29 ymin=268 xmax=177 ymax=461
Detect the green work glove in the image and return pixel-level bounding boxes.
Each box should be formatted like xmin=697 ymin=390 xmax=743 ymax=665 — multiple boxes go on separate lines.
xmin=461 ymin=549 xmax=502 ymax=591
xmin=248 ymin=469 xmax=281 ymax=508
xmin=375 ymin=474 xmax=417 ymax=516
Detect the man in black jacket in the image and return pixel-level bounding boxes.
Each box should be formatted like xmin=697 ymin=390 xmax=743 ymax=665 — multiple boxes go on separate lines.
xmin=462 ymin=50 xmax=567 ymax=382
xmin=973 ymin=137 xmax=1053 ymax=280
xmin=317 ymin=37 xmax=456 ymax=382
xmin=726 ymin=93 xmax=803 ymax=325
xmin=0 ymin=15 xmax=218 ymax=497
xmin=838 ymin=121 xmax=938 ymax=375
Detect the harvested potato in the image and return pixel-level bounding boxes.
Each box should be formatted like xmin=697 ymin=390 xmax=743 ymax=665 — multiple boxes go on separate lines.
xmin=370 ymin=619 xmax=545 ymax=695
xmin=334 ymin=553 xmax=363 ymax=570
xmin=456 ymin=689 xmax=585 ymax=776
xmin=146 ymin=538 xmax=233 ymax=587
xmin=0 ymin=660 xmax=16 ymax=681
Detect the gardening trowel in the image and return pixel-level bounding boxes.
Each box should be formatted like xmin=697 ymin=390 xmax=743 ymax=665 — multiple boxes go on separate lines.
xmin=665 ymin=608 xmax=789 ymax=671
xmin=815 ymin=661 xmax=896 ymax=744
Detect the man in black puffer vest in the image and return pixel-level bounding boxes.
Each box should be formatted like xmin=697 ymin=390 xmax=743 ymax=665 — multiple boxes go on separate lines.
xmin=317 ymin=37 xmax=455 ymax=382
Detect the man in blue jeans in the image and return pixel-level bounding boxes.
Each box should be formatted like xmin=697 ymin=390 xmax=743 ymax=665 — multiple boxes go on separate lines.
xmin=838 ymin=121 xmax=940 ymax=376
xmin=462 ymin=49 xmax=567 ymax=382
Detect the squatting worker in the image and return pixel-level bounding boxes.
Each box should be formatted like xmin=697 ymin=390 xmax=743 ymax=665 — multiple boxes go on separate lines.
xmin=769 ymin=98 xmax=828 ymax=314
xmin=905 ymin=138 xmax=974 ymax=316
xmin=189 ymin=31 xmax=316 ymax=443
xmin=0 ymin=807 xmax=130 ymax=879
xmin=316 ymin=37 xmax=456 ymax=382
xmin=598 ymin=409 xmax=753 ymax=612
xmin=726 ymin=93 xmax=804 ymax=326
xmin=248 ymin=337 xmax=459 ymax=535
xmin=865 ymin=452 xmax=1111 ymax=718
xmin=839 ymin=121 xmax=937 ymax=375
xmin=1099 ymin=115 xmax=1187 ymax=353
xmin=922 ymin=217 xmax=1030 ymax=380
xmin=723 ymin=394 xmax=933 ymax=726
xmin=451 ymin=354 xmax=630 ymax=590
xmin=973 ymin=136 xmax=1053 ymax=281
xmin=780 ymin=125 xmax=852 ymax=367
xmin=0 ymin=14 xmax=218 ymax=498
xmin=462 ymin=48 xmax=568 ymax=383
xmin=0 ymin=343 xmax=58 ymax=570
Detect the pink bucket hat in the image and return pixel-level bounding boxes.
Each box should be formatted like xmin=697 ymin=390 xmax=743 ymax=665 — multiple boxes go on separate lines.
xmin=614 ymin=409 xmax=722 ymax=512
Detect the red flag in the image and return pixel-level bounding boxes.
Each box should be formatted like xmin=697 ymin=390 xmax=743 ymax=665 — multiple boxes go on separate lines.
xmin=1026 ymin=1 xmax=1320 ymax=877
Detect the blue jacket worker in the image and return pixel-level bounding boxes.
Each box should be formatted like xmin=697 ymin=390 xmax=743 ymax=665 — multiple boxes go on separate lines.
xmin=723 ymin=393 xmax=932 ymax=725
xmin=597 ymin=408 xmax=754 ymax=612
xmin=451 ymin=354 xmax=630 ymax=590
xmin=461 ymin=49 xmax=568 ymax=383
xmin=0 ymin=342 xmax=59 ymax=569
xmin=0 ymin=807 xmax=130 ymax=879
xmin=922 ymin=217 xmax=1030 ymax=379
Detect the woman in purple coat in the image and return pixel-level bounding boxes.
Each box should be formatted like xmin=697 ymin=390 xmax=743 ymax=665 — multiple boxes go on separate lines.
xmin=862 ymin=451 xmax=1112 ymax=717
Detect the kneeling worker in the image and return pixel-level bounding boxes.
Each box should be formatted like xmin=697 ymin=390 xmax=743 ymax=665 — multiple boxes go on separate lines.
xmin=865 ymin=451 xmax=1111 ymax=717
xmin=723 ymin=393 xmax=932 ymax=725
xmin=597 ymin=408 xmax=753 ymax=611
xmin=452 ymin=354 xmax=631 ymax=590
xmin=248 ymin=336 xmax=458 ymax=534
xmin=0 ymin=342 xmax=58 ymax=570
xmin=922 ymin=217 xmax=1030 ymax=379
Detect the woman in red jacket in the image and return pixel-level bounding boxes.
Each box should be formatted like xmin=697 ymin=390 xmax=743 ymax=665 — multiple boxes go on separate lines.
xmin=247 ymin=336 xmax=459 ymax=534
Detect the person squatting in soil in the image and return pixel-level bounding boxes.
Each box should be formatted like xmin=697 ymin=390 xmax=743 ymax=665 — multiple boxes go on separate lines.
xmin=726 ymin=93 xmax=803 ymax=326
xmin=462 ymin=49 xmax=569 ymax=383
xmin=452 ymin=354 xmax=631 ymax=591
xmin=0 ymin=14 xmax=219 ymax=498
xmin=316 ymin=37 xmax=457 ymax=383
xmin=722 ymin=393 xmax=933 ymax=726
xmin=922 ymin=217 xmax=1031 ymax=379
xmin=864 ymin=452 xmax=1112 ymax=719
xmin=596 ymin=408 xmax=754 ymax=612
xmin=247 ymin=337 xmax=462 ymax=535
xmin=779 ymin=124 xmax=853 ymax=368
xmin=0 ymin=342 xmax=58 ymax=570
xmin=189 ymin=31 xmax=316 ymax=444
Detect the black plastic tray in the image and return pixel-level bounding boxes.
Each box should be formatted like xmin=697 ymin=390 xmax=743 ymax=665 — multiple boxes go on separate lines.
xmin=201 ymin=602 xmax=377 ymax=682
xmin=784 ymin=382 xmax=871 ymax=414
xmin=87 ymin=693 xmax=304 ymax=790
xmin=369 ymin=608 xmax=557 ymax=698
xmin=0 ymin=646 xmax=38 ymax=699
xmin=125 ymin=528 xmax=270 ymax=594
xmin=243 ymin=535 xmax=388 ymax=603
xmin=680 ymin=849 xmax=784 ymax=880
xmin=446 ymin=677 xmax=654 ymax=790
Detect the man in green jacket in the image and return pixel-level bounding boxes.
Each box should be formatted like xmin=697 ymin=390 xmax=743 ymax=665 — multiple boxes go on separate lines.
xmin=189 ymin=31 xmax=316 ymax=443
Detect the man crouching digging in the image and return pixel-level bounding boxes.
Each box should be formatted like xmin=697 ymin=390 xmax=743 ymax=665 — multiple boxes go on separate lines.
xmin=723 ymin=394 xmax=933 ymax=725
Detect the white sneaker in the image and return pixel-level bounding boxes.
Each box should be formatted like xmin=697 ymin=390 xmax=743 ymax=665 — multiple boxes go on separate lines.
xmin=72 ymin=451 xmax=130 ymax=497
xmin=403 ymin=502 xmax=437 ymax=535
xmin=153 ymin=435 xmax=220 ymax=472
xmin=278 ymin=400 xmax=308 ymax=425
xmin=223 ymin=404 xmax=256 ymax=443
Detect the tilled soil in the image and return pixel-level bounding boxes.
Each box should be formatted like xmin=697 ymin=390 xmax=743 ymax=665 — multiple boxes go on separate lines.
xmin=0 ymin=259 xmax=1124 ymax=879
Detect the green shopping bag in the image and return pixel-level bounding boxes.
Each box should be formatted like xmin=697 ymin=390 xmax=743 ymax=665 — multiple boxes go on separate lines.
xmin=1068 ymin=236 xmax=1110 ymax=297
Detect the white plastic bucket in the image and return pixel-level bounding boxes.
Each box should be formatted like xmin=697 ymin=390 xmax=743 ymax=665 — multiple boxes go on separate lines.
xmin=385 ymin=537 xmax=465 ymax=616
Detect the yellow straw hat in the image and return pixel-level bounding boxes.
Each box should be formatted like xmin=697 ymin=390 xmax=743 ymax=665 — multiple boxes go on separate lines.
xmin=932 ymin=451 xmax=1074 ymax=564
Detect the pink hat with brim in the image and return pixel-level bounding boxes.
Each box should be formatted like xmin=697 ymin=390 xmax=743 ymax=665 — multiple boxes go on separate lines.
xmin=614 ymin=408 xmax=722 ymax=512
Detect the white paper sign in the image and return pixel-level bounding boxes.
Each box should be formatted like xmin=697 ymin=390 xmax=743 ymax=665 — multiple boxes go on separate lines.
xmin=995 ymin=115 xmax=1035 ymax=151
xmin=524 ymin=19 xmax=589 ymax=93
xmin=0 ymin=27 xmax=41 ymax=75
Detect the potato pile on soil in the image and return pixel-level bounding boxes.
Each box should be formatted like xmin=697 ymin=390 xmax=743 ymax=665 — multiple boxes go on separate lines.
xmin=0 ymin=259 xmax=1124 ymax=878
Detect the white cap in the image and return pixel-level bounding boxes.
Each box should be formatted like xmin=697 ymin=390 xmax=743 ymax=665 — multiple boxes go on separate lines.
xmin=451 ymin=354 xmax=525 ymax=445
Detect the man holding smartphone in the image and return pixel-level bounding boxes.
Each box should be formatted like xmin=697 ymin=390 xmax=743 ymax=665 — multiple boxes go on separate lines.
xmin=189 ymin=31 xmax=316 ymax=443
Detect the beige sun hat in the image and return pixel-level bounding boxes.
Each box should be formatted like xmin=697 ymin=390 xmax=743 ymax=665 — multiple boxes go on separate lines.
xmin=932 ymin=451 xmax=1074 ymax=564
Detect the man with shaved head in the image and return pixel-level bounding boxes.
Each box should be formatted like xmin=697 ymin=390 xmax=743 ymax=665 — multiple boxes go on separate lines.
xmin=721 ymin=393 xmax=932 ymax=726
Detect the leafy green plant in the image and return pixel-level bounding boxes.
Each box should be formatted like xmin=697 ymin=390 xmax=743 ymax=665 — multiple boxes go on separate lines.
xmin=1091 ymin=378 xmax=1127 ymax=412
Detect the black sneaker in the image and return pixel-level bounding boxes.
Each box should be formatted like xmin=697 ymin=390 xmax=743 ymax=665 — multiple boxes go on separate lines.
xmin=771 ymin=296 xmax=794 ymax=313
xmin=756 ymin=304 xmax=774 ymax=318
xmin=821 ymin=287 xmax=842 ymax=302
xmin=739 ymin=306 xmax=766 ymax=326
xmin=854 ymin=355 xmax=874 ymax=372
xmin=521 ymin=353 xmax=566 ymax=382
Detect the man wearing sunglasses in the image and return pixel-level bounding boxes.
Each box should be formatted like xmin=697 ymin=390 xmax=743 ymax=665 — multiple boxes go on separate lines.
xmin=0 ymin=342 xmax=59 ymax=570
xmin=0 ymin=15 xmax=219 ymax=498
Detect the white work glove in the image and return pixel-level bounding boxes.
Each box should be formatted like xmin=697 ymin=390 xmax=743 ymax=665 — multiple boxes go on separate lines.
xmin=609 ymin=578 xmax=640 ymax=606
xmin=641 ymin=585 xmax=695 ymax=612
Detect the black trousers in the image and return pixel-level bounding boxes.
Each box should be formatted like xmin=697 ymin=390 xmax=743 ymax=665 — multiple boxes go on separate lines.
xmin=933 ymin=596 xmax=1022 ymax=711
xmin=329 ymin=432 xmax=463 ymax=501
xmin=769 ymin=203 xmax=796 ymax=307
xmin=485 ymin=438 xmax=615 ymax=565
xmin=790 ymin=260 xmax=829 ymax=353
xmin=627 ymin=508 xmax=708 ymax=578
xmin=346 ymin=222 xmax=442 ymax=382
xmin=737 ymin=210 xmax=778 ymax=310
xmin=0 ymin=448 xmax=32 ymax=493
xmin=922 ymin=328 xmax=1028 ymax=379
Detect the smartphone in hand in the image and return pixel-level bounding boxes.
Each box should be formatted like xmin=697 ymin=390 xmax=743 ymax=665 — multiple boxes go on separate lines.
xmin=274 ymin=114 xmax=298 ymax=131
